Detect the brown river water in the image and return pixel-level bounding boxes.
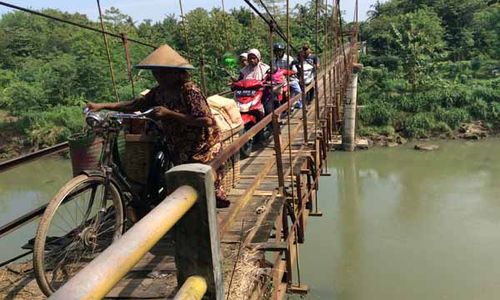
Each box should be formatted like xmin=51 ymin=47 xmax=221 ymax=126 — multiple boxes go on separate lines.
xmin=1 ymin=139 xmax=500 ymax=299
xmin=292 ymin=138 xmax=500 ymax=300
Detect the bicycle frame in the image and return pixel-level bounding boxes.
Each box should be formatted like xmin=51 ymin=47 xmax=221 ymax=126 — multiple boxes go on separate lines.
xmin=85 ymin=110 xmax=169 ymax=221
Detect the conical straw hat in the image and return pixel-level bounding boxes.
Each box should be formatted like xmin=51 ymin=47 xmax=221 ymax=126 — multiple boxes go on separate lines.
xmin=135 ymin=44 xmax=194 ymax=70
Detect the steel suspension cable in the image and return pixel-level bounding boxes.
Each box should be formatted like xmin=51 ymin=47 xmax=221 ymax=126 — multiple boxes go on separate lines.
xmin=120 ymin=33 xmax=136 ymax=97
xmin=244 ymin=0 xmax=299 ymax=54
xmin=331 ymin=0 xmax=336 ymax=57
xmin=285 ymin=0 xmax=294 ymax=209
xmin=354 ymin=0 xmax=360 ymax=42
xmin=0 ymin=1 xmax=157 ymax=49
xmin=314 ymin=0 xmax=319 ymax=140
xmin=354 ymin=0 xmax=359 ymax=23
xmin=178 ymin=0 xmax=191 ymax=56
xmin=256 ymin=0 xmax=283 ymax=33
xmin=96 ymin=0 xmax=120 ymax=102
xmin=220 ymin=0 xmax=231 ymax=50
xmin=337 ymin=0 xmax=347 ymax=70
xmin=331 ymin=0 xmax=336 ymax=110
xmin=324 ymin=0 xmax=330 ymax=67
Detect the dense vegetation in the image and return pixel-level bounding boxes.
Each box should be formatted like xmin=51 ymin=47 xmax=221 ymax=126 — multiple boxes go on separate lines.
xmin=0 ymin=0 xmax=498 ymax=159
xmin=0 ymin=2 xmax=330 ymax=158
xmin=358 ymin=0 xmax=499 ymax=138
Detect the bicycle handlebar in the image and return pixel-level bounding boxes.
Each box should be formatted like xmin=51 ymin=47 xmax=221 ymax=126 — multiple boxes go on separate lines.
xmin=112 ymin=108 xmax=155 ymax=119
xmin=84 ymin=108 xmax=158 ymax=130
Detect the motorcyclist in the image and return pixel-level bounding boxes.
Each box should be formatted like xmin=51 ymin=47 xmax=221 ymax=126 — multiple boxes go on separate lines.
xmin=238 ymin=48 xmax=270 ymax=81
xmin=273 ymin=43 xmax=303 ymax=109
xmin=237 ymin=49 xmax=273 ymax=115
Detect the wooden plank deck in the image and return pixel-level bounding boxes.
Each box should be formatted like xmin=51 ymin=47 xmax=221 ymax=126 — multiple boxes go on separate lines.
xmin=222 ymin=102 xmax=322 ymax=299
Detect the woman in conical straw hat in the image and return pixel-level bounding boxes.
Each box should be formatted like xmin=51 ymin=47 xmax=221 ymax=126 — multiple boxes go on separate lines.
xmin=86 ymin=44 xmax=230 ymax=208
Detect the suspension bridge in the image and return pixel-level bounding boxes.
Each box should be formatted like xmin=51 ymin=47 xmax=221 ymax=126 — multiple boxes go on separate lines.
xmin=0 ymin=0 xmax=362 ymax=299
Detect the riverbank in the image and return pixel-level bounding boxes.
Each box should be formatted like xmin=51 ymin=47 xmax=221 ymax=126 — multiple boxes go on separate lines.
xmin=359 ymin=121 xmax=496 ymax=149
xmin=0 ymin=111 xmax=25 ymax=161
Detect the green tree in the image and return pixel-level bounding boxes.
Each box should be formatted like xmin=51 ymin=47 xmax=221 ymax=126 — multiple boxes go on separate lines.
xmin=390 ymin=9 xmax=445 ymax=90
xmin=470 ymin=3 xmax=500 ymax=59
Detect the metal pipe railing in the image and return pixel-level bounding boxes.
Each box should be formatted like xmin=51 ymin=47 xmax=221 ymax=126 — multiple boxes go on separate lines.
xmin=49 ymin=185 xmax=198 ymax=300
xmin=0 ymin=142 xmax=68 ymax=173
xmin=173 ymin=275 xmax=208 ymax=300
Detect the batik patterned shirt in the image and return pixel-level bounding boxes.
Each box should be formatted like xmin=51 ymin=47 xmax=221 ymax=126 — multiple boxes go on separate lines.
xmin=140 ymin=82 xmax=221 ymax=165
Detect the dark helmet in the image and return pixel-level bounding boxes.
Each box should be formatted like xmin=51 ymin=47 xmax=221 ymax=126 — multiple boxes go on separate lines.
xmin=273 ymin=43 xmax=285 ymax=51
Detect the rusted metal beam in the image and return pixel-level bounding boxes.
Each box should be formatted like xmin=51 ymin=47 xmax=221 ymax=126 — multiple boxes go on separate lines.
xmin=0 ymin=142 xmax=68 ymax=173
xmin=0 ymin=204 xmax=47 ymax=239
xmin=199 ymin=57 xmax=208 ymax=96
xmin=120 ymin=33 xmax=135 ymax=97
xmin=296 ymin=174 xmax=304 ymax=243
xmin=272 ymin=113 xmax=285 ymax=188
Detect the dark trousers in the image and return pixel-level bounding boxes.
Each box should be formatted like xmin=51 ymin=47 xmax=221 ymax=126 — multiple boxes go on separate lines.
xmin=306 ymin=87 xmax=315 ymax=105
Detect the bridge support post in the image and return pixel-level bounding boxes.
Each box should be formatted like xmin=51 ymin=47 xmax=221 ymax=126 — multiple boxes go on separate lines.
xmin=272 ymin=113 xmax=285 ymax=188
xmin=165 ymin=164 xmax=224 ymax=300
xmin=342 ymin=64 xmax=362 ymax=152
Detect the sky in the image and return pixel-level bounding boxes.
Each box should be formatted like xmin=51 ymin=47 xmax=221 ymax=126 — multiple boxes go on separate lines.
xmin=0 ymin=0 xmax=382 ymax=23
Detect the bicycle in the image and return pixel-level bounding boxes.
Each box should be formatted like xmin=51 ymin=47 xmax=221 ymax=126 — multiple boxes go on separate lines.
xmin=33 ymin=108 xmax=170 ymax=296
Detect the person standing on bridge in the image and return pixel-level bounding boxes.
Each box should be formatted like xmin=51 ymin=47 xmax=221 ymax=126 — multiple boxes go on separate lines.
xmin=299 ymin=43 xmax=320 ymax=104
xmin=273 ymin=43 xmax=303 ymax=109
xmin=85 ymin=44 xmax=230 ymax=208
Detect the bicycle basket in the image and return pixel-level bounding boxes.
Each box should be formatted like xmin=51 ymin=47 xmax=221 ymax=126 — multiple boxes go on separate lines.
xmin=123 ymin=134 xmax=158 ymax=185
xmin=68 ymin=132 xmax=103 ymax=177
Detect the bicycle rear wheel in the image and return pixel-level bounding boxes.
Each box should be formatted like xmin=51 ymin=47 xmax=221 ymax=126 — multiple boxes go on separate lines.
xmin=33 ymin=174 xmax=124 ymax=296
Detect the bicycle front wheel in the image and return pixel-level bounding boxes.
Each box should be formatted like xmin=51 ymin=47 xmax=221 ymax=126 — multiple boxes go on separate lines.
xmin=33 ymin=174 xmax=124 ymax=296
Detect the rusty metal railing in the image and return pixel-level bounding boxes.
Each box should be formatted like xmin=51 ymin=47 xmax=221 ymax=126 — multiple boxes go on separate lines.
xmin=0 ymin=142 xmax=68 ymax=174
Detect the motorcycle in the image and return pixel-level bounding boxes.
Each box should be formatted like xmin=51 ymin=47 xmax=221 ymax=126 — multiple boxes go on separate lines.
xmin=231 ymin=78 xmax=268 ymax=158
xmin=231 ymin=69 xmax=293 ymax=158
xmin=267 ymin=67 xmax=291 ymax=107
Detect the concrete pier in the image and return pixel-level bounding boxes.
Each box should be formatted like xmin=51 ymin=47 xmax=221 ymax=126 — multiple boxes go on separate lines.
xmin=342 ymin=64 xmax=363 ymax=151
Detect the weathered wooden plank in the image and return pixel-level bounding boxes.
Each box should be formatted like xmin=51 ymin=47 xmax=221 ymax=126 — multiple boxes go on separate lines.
xmin=106 ymin=275 xmax=177 ymax=298
xmin=249 ymin=241 xmax=287 ymax=252
xmin=227 ymin=189 xmax=275 ymax=196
